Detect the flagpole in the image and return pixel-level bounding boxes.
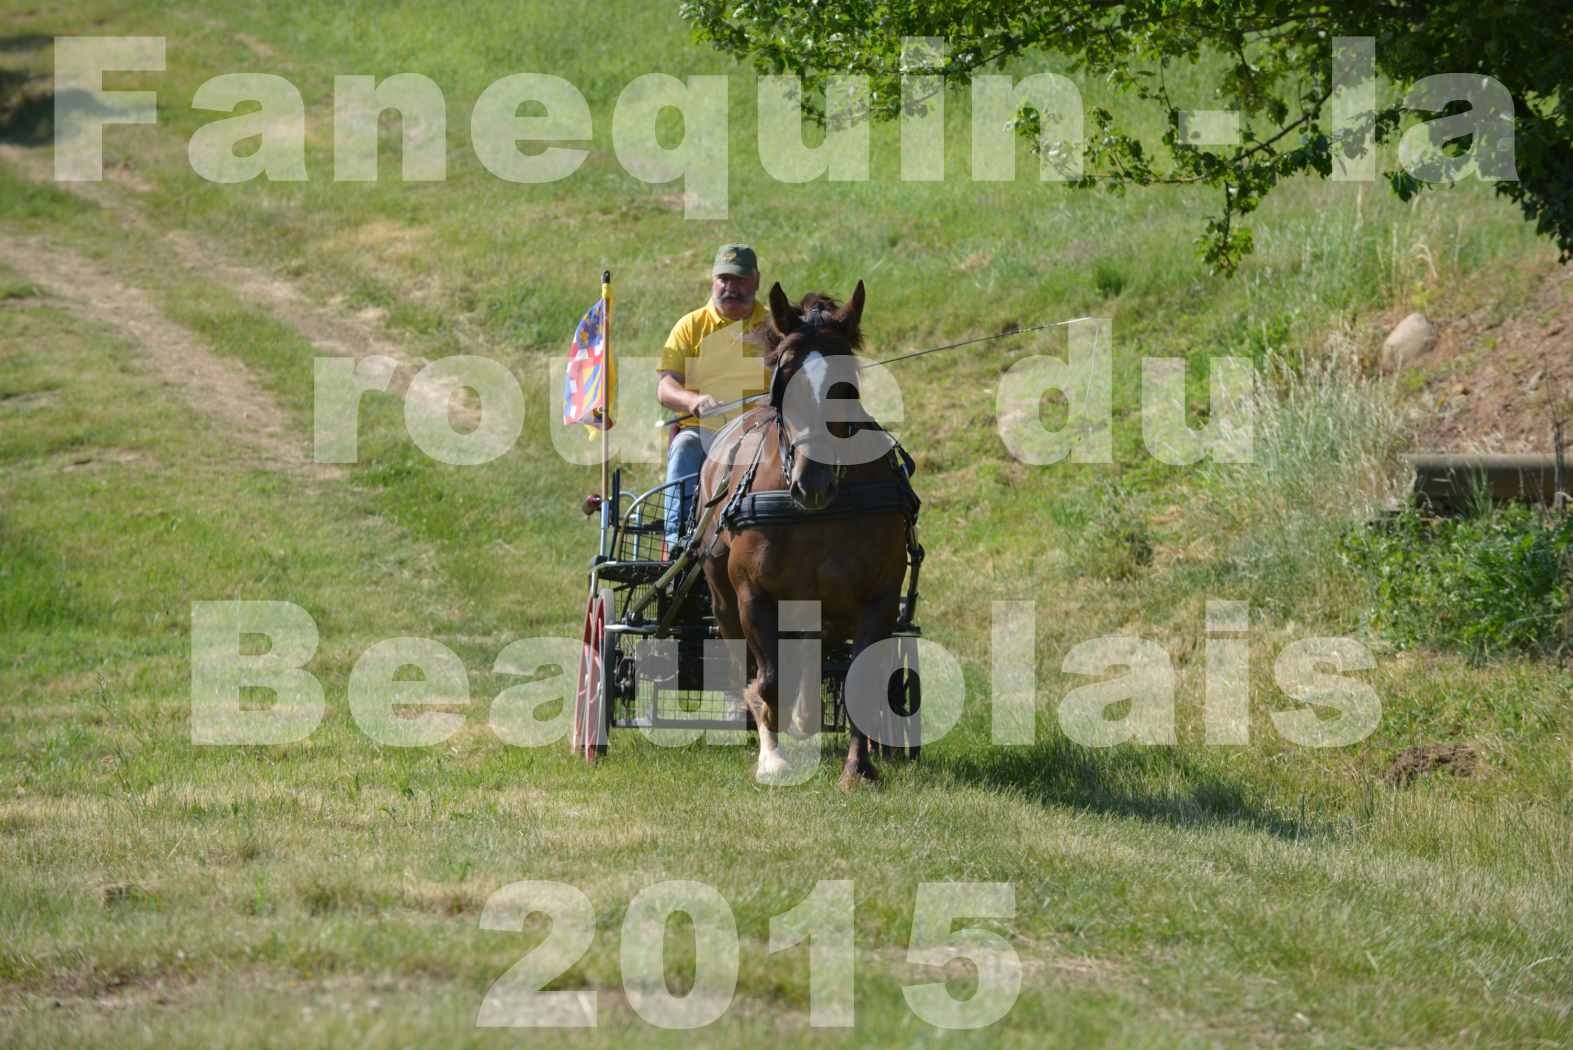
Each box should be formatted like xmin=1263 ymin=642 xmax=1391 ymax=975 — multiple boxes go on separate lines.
xmin=599 ymin=270 xmax=612 ymax=507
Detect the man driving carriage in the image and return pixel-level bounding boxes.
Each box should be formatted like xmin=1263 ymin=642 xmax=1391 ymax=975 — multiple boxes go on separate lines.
xmin=655 ymin=243 xmax=773 ymax=548
xmin=577 ymin=266 xmax=925 ymax=784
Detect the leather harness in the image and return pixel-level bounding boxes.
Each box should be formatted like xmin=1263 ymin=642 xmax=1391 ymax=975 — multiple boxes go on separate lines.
xmin=692 ymin=410 xmax=927 ymax=631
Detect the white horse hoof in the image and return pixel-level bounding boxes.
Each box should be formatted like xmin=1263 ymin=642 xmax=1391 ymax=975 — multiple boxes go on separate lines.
xmin=755 ymin=754 xmax=791 ymax=784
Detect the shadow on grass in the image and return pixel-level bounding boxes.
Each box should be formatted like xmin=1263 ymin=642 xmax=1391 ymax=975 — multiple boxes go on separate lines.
xmin=0 ymin=72 xmax=50 ymax=146
xmin=940 ymin=736 xmax=1323 ymax=841
xmin=1 ymin=67 xmax=125 ymax=148
xmin=0 ymin=35 xmax=53 ymax=55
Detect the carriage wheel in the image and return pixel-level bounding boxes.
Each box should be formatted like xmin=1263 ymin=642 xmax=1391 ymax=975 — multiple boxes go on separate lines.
xmin=572 ymin=588 xmax=610 ymax=762
xmin=879 ymin=641 xmax=922 ymax=761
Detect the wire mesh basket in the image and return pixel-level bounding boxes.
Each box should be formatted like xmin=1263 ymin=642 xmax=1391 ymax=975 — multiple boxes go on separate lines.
xmin=611 ymin=473 xmax=694 ymax=564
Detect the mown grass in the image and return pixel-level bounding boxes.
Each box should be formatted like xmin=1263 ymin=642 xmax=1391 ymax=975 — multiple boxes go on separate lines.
xmin=2 ymin=2 xmax=1572 ymax=1047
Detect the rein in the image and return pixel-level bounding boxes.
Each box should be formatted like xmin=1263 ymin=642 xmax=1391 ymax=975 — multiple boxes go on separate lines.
xmin=657 ymin=314 xmax=1092 ymax=429
xmin=856 ymin=315 xmax=1092 ymax=370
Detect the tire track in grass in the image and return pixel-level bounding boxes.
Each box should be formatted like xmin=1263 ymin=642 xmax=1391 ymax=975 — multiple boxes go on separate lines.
xmin=0 ymin=144 xmax=468 ymax=423
xmin=1 ymin=235 xmax=340 ymax=479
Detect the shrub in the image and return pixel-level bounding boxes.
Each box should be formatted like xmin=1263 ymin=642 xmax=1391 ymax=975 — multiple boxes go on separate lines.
xmin=1343 ymin=502 xmax=1573 ymax=661
xmin=1197 ymin=346 xmax=1411 ymax=616
xmin=1092 ymin=260 xmax=1127 ymax=299
xmin=1209 ymin=346 xmax=1409 ymax=529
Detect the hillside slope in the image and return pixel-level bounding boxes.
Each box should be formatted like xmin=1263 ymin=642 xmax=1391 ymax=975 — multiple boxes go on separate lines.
xmin=2 ymin=3 xmax=1570 ymax=1047
xmin=1404 ymin=264 xmax=1573 ymax=452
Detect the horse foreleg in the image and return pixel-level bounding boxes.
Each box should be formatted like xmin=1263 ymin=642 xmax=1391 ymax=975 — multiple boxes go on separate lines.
xmin=753 ymin=708 xmax=790 ymax=782
xmin=839 ymin=710 xmax=878 ymax=790
xmin=739 ymin=592 xmax=789 ymax=783
xmin=708 ymin=569 xmax=750 ymax=725
xmin=840 ymin=597 xmax=899 ymax=789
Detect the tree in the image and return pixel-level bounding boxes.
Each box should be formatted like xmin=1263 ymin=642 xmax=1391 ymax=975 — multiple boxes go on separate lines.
xmin=680 ymin=1 xmax=1573 ymax=274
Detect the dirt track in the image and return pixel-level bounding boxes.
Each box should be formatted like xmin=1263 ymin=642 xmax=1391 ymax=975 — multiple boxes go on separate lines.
xmin=0 ymin=143 xmax=470 ymax=473
xmin=4 ymin=234 xmax=337 ymax=477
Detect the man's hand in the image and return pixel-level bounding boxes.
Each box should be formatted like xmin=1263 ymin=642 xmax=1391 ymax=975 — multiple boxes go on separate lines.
xmin=658 ymin=373 xmax=724 ymax=421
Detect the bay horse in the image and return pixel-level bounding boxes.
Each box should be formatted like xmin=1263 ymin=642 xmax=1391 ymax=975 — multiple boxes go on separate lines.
xmin=694 ymin=280 xmax=917 ymax=788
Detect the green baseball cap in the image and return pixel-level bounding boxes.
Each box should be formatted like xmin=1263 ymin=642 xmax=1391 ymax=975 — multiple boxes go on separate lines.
xmin=712 ymin=243 xmax=758 ymax=277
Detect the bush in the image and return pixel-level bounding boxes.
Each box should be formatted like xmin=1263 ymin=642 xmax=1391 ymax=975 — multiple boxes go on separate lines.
xmin=1208 ymin=346 xmax=1409 ymax=529
xmin=1343 ymin=502 xmax=1573 ymax=661
xmin=1197 ymin=346 xmax=1411 ymax=617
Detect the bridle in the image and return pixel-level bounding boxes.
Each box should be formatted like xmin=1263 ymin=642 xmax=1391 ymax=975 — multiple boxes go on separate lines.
xmin=777 ymin=407 xmax=850 ymax=492
xmin=770 ymin=308 xmax=853 ymax=492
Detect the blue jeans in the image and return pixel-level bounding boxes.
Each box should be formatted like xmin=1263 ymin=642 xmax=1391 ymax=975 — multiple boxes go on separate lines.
xmin=664 ymin=427 xmax=716 ymax=546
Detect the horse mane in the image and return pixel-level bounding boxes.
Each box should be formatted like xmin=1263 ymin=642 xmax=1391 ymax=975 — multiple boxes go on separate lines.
xmin=763 ymin=291 xmax=863 ymax=367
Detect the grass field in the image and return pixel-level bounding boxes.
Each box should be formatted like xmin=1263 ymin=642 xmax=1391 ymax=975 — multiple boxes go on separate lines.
xmin=2 ymin=2 xmax=1571 ymax=1047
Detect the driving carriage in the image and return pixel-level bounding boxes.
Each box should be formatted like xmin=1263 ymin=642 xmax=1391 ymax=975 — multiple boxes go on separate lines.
xmin=569 ymin=462 xmax=924 ymax=761
xmin=570 ymin=283 xmax=927 ymax=783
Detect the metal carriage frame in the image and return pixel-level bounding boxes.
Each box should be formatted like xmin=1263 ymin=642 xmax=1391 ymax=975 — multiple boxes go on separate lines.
xmin=570 ymin=467 xmax=921 ymax=760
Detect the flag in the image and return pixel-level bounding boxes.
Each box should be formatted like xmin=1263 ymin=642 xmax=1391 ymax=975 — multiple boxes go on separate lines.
xmin=563 ymin=295 xmax=615 ymax=433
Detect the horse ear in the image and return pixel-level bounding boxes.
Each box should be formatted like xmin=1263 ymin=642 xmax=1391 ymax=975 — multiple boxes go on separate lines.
xmin=768 ymin=282 xmax=798 ymax=335
xmin=837 ymin=280 xmax=866 ymax=328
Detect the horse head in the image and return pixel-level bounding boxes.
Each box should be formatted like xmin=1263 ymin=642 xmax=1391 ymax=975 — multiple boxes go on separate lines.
xmin=764 ymin=280 xmax=868 ymax=512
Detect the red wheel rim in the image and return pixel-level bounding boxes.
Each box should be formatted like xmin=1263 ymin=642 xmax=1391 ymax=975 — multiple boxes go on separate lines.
xmin=572 ymin=590 xmax=606 ymax=761
xmin=586 ymin=593 xmax=606 ymax=760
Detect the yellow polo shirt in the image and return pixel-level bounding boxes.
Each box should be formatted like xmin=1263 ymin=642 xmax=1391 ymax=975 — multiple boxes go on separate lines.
xmin=657 ymin=300 xmax=771 ymax=430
